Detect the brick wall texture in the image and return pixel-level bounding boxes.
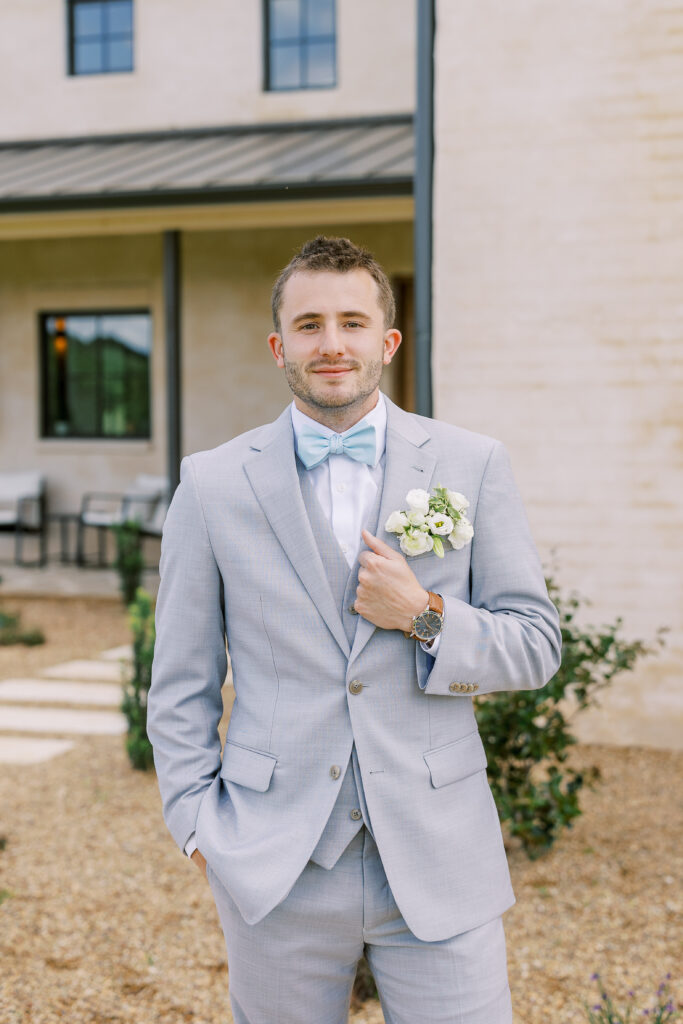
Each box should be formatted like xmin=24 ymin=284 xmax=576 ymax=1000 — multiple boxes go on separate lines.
xmin=432 ymin=0 xmax=683 ymax=748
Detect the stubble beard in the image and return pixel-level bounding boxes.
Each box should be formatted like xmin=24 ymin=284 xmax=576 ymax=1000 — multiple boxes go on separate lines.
xmin=283 ymin=356 xmax=384 ymax=414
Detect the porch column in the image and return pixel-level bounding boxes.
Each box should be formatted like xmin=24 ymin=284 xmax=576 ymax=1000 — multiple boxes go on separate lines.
xmin=414 ymin=0 xmax=435 ymax=417
xmin=163 ymin=230 xmax=182 ymax=493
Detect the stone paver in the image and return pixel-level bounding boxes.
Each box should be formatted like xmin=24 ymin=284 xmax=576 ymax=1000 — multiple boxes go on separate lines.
xmin=0 ymin=736 xmax=75 ymax=765
xmin=0 ymin=705 xmax=126 ymax=735
xmin=99 ymin=644 xmax=133 ymax=662
xmin=41 ymin=659 xmax=127 ymax=682
xmin=0 ymin=679 xmax=123 ymax=707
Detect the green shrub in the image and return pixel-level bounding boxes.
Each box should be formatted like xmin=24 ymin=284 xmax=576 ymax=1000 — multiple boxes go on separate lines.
xmin=121 ymin=587 xmax=156 ymax=771
xmin=476 ymin=577 xmax=666 ymax=858
xmin=113 ymin=520 xmax=145 ymax=607
xmin=0 ymin=608 xmax=45 ymax=646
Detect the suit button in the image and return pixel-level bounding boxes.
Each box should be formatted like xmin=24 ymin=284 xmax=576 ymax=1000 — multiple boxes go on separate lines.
xmin=350 ymin=808 xmax=362 ymax=821
xmin=472 ymin=684 xmax=479 ymax=692
xmin=330 ymin=765 xmax=341 ymax=780
xmin=349 ymin=679 xmax=363 ymax=694
xmin=449 ymin=682 xmax=459 ymax=693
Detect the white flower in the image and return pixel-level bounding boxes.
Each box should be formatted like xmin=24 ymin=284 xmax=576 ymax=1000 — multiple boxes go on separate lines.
xmin=385 ymin=510 xmax=409 ymax=534
xmin=449 ymin=516 xmax=474 ymax=550
xmin=405 ymin=488 xmax=430 ymax=514
xmin=447 ymin=490 xmax=470 ymax=512
xmin=426 ymin=512 xmax=454 ymax=536
xmin=400 ymin=531 xmax=434 ymax=556
xmin=407 ymin=510 xmax=427 ymax=527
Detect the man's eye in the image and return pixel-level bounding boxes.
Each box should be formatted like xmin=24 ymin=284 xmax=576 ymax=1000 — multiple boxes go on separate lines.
xmin=344 ymin=321 xmax=363 ymax=328
xmin=300 ymin=322 xmax=319 ymax=330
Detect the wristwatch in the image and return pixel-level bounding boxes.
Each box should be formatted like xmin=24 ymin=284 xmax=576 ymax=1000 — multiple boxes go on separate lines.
xmin=404 ymin=592 xmax=444 ymax=642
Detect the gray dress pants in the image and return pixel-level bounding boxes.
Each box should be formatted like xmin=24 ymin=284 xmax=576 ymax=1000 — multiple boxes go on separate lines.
xmin=206 ymin=825 xmax=513 ymax=1024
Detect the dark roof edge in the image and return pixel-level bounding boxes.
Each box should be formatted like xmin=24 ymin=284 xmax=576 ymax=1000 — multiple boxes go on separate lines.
xmin=0 ymin=178 xmax=413 ymax=215
xmin=0 ymin=113 xmax=414 ymax=152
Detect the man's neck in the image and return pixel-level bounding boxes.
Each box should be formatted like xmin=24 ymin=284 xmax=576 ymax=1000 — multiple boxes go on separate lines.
xmin=292 ymin=390 xmax=380 ymax=433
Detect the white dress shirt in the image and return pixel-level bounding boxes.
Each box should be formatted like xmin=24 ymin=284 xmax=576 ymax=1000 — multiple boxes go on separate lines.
xmin=184 ymin=393 xmax=438 ymax=859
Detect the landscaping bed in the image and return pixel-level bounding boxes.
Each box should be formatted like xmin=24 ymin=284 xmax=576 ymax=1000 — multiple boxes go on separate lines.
xmin=0 ymin=597 xmax=680 ymax=1023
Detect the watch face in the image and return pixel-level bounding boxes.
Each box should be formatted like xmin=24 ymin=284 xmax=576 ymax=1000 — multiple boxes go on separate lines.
xmin=414 ymin=610 xmax=442 ymax=641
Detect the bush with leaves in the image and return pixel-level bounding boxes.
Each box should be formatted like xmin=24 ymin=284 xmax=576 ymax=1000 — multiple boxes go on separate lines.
xmin=0 ymin=608 xmax=44 ymax=646
xmin=113 ymin=519 xmax=144 ymax=607
xmin=476 ymin=577 xmax=666 ymax=858
xmin=121 ymin=587 xmax=155 ymax=771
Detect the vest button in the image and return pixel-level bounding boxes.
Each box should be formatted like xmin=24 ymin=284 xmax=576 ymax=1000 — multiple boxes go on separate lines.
xmin=349 ymin=680 xmax=363 ymax=694
xmin=350 ymin=808 xmax=362 ymax=821
xmin=330 ymin=765 xmax=341 ymax=779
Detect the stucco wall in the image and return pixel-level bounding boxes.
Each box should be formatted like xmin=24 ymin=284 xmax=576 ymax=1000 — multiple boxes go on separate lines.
xmin=0 ymin=0 xmax=416 ymax=141
xmin=0 ymin=220 xmax=412 ymax=522
xmin=432 ymin=0 xmax=683 ymax=748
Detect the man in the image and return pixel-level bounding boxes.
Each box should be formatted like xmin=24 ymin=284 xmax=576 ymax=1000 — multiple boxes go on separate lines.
xmin=147 ymin=236 xmax=562 ymax=1024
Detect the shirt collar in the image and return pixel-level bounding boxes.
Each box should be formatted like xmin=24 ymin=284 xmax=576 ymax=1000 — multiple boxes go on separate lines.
xmin=290 ymin=391 xmax=387 ymax=468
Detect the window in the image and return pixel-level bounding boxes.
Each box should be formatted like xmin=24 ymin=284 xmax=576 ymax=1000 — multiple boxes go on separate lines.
xmin=40 ymin=311 xmax=151 ymax=439
xmin=68 ymin=0 xmax=134 ymax=75
xmin=265 ymin=0 xmax=336 ymax=91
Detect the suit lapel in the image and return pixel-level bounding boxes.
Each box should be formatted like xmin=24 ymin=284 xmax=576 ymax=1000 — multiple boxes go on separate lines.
xmin=244 ymin=408 xmax=351 ymax=658
xmin=349 ymin=396 xmax=437 ymax=665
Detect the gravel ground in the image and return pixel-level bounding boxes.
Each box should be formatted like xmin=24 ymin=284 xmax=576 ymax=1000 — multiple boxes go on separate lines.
xmin=0 ymin=598 xmax=681 ymax=1024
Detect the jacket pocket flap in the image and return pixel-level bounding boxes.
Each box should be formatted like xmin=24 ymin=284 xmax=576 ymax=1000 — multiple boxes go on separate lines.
xmin=423 ymin=730 xmax=487 ymax=788
xmin=220 ymin=740 xmax=277 ymax=792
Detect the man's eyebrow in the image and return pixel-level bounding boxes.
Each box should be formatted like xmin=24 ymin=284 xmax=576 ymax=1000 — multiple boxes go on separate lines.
xmin=290 ymin=309 xmax=371 ymax=324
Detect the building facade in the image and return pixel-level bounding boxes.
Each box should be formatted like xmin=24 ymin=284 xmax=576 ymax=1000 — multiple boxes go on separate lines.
xmin=1 ymin=0 xmax=680 ymax=748
xmin=0 ymin=0 xmax=416 ymax=514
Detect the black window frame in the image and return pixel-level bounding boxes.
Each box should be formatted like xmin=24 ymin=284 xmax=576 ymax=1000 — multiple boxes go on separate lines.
xmin=67 ymin=0 xmax=134 ymax=77
xmin=39 ymin=308 xmax=152 ymax=441
xmin=263 ymin=0 xmax=337 ymax=92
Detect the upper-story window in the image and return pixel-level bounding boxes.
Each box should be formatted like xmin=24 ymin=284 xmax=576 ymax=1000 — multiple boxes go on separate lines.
xmin=265 ymin=0 xmax=336 ymax=91
xmin=68 ymin=0 xmax=134 ymax=76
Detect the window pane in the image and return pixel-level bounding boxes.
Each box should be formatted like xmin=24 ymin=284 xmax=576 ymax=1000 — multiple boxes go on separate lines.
xmin=73 ymin=2 xmax=103 ymax=38
xmin=74 ymin=39 xmax=105 ymax=73
xmin=270 ymin=0 xmax=301 ymax=42
xmin=305 ymin=41 xmax=335 ymax=87
xmin=306 ymin=0 xmax=334 ymax=37
xmin=42 ymin=313 xmax=150 ymax=438
xmin=270 ymin=44 xmax=301 ymax=89
xmin=107 ymin=38 xmax=133 ymax=71
xmin=106 ymin=0 xmax=133 ymax=34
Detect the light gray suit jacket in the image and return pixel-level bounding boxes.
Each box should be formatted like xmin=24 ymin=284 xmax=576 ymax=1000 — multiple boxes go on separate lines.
xmin=147 ymin=395 xmax=561 ymax=942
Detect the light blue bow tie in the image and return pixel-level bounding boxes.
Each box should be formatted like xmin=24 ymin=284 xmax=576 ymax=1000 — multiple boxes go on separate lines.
xmin=296 ymin=421 xmax=377 ymax=470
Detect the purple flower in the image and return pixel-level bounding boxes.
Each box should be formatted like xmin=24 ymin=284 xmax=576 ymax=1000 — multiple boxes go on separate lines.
xmin=591 ymin=973 xmax=601 ymax=981
xmin=593 ymin=1005 xmax=602 ymax=1012
xmin=628 ymin=991 xmax=635 ymax=998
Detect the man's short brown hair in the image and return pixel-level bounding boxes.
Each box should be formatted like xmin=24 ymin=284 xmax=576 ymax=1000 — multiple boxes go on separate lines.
xmin=271 ymin=235 xmax=396 ymax=332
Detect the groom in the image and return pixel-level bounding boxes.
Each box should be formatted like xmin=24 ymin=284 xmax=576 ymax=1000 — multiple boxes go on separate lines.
xmin=147 ymin=236 xmax=562 ymax=1024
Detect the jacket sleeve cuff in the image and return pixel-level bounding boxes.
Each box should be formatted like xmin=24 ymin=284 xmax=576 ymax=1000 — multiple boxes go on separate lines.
xmin=184 ymin=833 xmax=198 ymax=858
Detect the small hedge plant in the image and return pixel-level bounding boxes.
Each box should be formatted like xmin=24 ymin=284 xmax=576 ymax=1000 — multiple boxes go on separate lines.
xmin=121 ymin=587 xmax=155 ymax=771
xmin=477 ymin=577 xmax=666 ymax=858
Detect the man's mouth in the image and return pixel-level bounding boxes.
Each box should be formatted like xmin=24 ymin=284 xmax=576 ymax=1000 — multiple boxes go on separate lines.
xmin=311 ymin=365 xmax=355 ymax=376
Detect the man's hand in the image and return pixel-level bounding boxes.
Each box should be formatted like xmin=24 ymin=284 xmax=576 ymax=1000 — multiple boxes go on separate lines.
xmin=354 ymin=530 xmax=429 ymax=632
xmin=190 ymin=847 xmax=208 ymax=879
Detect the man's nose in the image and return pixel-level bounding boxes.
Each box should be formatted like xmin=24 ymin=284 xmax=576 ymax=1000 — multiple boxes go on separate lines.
xmin=317 ymin=326 xmax=345 ymax=356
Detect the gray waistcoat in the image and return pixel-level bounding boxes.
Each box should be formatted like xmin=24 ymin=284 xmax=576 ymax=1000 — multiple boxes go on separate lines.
xmin=297 ymin=459 xmax=384 ymax=870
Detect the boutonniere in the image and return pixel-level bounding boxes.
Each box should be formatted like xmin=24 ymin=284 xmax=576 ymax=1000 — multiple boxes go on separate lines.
xmin=385 ymin=487 xmax=474 ymax=558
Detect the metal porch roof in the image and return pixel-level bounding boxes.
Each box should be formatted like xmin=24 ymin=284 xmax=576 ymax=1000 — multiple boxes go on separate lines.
xmin=0 ymin=115 xmax=413 ymax=213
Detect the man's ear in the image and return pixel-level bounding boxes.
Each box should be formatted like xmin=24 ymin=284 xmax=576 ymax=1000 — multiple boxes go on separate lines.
xmin=267 ymin=332 xmax=286 ymax=368
xmin=383 ymin=328 xmax=402 ymax=365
